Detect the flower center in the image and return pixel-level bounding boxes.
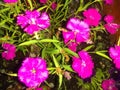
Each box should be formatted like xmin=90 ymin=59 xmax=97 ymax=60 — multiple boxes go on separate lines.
xmin=31 ymin=68 xmax=36 ymax=74
xmin=81 ymin=60 xmax=86 ymax=67
xmin=30 ymin=18 xmax=36 ymax=24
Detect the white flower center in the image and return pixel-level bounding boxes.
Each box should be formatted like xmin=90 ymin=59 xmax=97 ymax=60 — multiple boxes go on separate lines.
xmin=81 ymin=60 xmax=86 ymax=67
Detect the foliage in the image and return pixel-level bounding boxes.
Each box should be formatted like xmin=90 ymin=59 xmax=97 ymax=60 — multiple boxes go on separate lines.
xmin=0 ymin=0 xmax=119 ymax=90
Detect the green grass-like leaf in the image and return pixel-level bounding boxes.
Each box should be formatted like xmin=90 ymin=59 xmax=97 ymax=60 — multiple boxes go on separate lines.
xmin=19 ymin=39 xmax=59 ymax=46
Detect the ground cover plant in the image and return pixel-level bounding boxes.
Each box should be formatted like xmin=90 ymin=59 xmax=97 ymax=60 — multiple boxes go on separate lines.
xmin=0 ymin=0 xmax=120 ymax=90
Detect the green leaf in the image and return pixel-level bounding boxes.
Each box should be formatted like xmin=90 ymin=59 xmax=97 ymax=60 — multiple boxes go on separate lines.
xmin=52 ymin=54 xmax=60 ymax=67
xmin=41 ymin=48 xmax=46 ymax=59
xmin=37 ymin=5 xmax=47 ymax=11
xmin=63 ymin=48 xmax=78 ymax=57
xmin=52 ymin=42 xmax=62 ymax=50
xmin=62 ymin=65 xmax=74 ymax=72
xmin=83 ymin=45 xmax=94 ymax=51
xmin=0 ymin=19 xmax=7 ymax=26
xmin=46 ymin=49 xmax=60 ymax=54
xmin=27 ymin=0 xmax=33 ymax=10
xmin=58 ymin=74 xmax=63 ymax=88
xmin=19 ymin=39 xmax=59 ymax=46
xmin=6 ymin=73 xmax=17 ymax=77
xmin=95 ymin=51 xmax=112 ymax=61
xmin=0 ymin=7 xmax=10 ymax=13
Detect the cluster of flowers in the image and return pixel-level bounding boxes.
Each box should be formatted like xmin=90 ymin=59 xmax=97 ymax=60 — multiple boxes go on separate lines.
xmin=104 ymin=15 xmax=120 ymax=34
xmin=62 ymin=8 xmax=101 ymax=52
xmin=1 ymin=0 xmax=120 ymax=89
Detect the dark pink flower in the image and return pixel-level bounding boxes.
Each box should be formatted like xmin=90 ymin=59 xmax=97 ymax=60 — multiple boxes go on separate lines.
xmin=2 ymin=51 xmax=16 ymax=60
xmin=62 ymin=31 xmax=77 ymax=51
xmin=17 ymin=10 xmax=50 ymax=35
xmin=2 ymin=43 xmax=16 ymax=60
xmin=104 ymin=23 xmax=119 ymax=34
xmin=104 ymin=15 xmax=114 ymax=23
xmin=67 ymin=42 xmax=78 ymax=52
xmin=3 ymin=0 xmax=18 ymax=3
xmin=66 ymin=18 xmax=90 ymax=43
xmin=72 ymin=50 xmax=94 ymax=79
xmin=39 ymin=0 xmax=47 ymax=4
xmin=62 ymin=31 xmax=75 ymax=43
xmin=2 ymin=43 xmax=16 ymax=51
xmin=104 ymin=15 xmax=119 ymax=34
xmin=24 ymin=24 xmax=40 ymax=35
xmin=104 ymin=0 xmax=113 ymax=5
xmin=109 ymin=46 xmax=120 ymax=69
xmin=83 ymin=8 xmax=101 ymax=26
xmin=101 ymin=79 xmax=118 ymax=90
xmin=18 ymin=57 xmax=49 ymax=87
xmin=35 ymin=87 xmax=43 ymax=90
xmin=51 ymin=2 xmax=57 ymax=10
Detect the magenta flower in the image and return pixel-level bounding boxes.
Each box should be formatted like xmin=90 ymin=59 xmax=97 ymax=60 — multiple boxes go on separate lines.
xmin=18 ymin=57 xmax=49 ymax=87
xmin=62 ymin=31 xmax=75 ymax=43
xmin=101 ymin=79 xmax=118 ymax=90
xmin=2 ymin=43 xmax=16 ymax=60
xmin=3 ymin=0 xmax=18 ymax=3
xmin=104 ymin=0 xmax=113 ymax=5
xmin=104 ymin=15 xmax=119 ymax=34
xmin=66 ymin=18 xmax=90 ymax=43
xmin=68 ymin=42 xmax=78 ymax=52
xmin=17 ymin=10 xmax=50 ymax=35
xmin=62 ymin=31 xmax=77 ymax=51
xmin=83 ymin=8 xmax=101 ymax=26
xmin=39 ymin=0 xmax=47 ymax=4
xmin=51 ymin=2 xmax=57 ymax=10
xmin=104 ymin=15 xmax=114 ymax=23
xmin=109 ymin=45 xmax=120 ymax=69
xmin=72 ymin=50 xmax=94 ymax=79
xmin=104 ymin=23 xmax=119 ymax=34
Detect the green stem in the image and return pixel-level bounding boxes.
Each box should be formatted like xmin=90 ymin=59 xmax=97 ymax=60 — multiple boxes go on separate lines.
xmin=0 ymin=71 xmax=17 ymax=77
xmin=44 ymin=81 xmax=54 ymax=88
xmin=47 ymin=67 xmax=56 ymax=70
xmin=27 ymin=0 xmax=33 ymax=10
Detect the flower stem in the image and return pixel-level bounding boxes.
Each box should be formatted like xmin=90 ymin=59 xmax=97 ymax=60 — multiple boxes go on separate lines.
xmin=27 ymin=0 xmax=33 ymax=10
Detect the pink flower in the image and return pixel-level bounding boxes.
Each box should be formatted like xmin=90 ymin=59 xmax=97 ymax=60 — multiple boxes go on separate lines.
xmin=104 ymin=0 xmax=113 ymax=5
xmin=72 ymin=50 xmax=94 ymax=79
xmin=67 ymin=42 xmax=78 ymax=52
xmin=66 ymin=18 xmax=90 ymax=43
xmin=83 ymin=8 xmax=101 ymax=26
xmin=3 ymin=0 xmax=18 ymax=3
xmin=63 ymin=71 xmax=71 ymax=80
xmin=104 ymin=15 xmax=114 ymax=23
xmin=109 ymin=46 xmax=120 ymax=69
xmin=104 ymin=23 xmax=119 ymax=34
xmin=17 ymin=10 xmax=50 ymax=35
xmin=2 ymin=43 xmax=16 ymax=60
xmin=62 ymin=31 xmax=77 ymax=51
xmin=62 ymin=31 xmax=75 ymax=43
xmin=104 ymin=15 xmax=119 ymax=34
xmin=101 ymin=79 xmax=118 ymax=90
xmin=39 ymin=0 xmax=47 ymax=4
xmin=18 ymin=57 xmax=49 ymax=87
xmin=51 ymin=2 xmax=57 ymax=10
